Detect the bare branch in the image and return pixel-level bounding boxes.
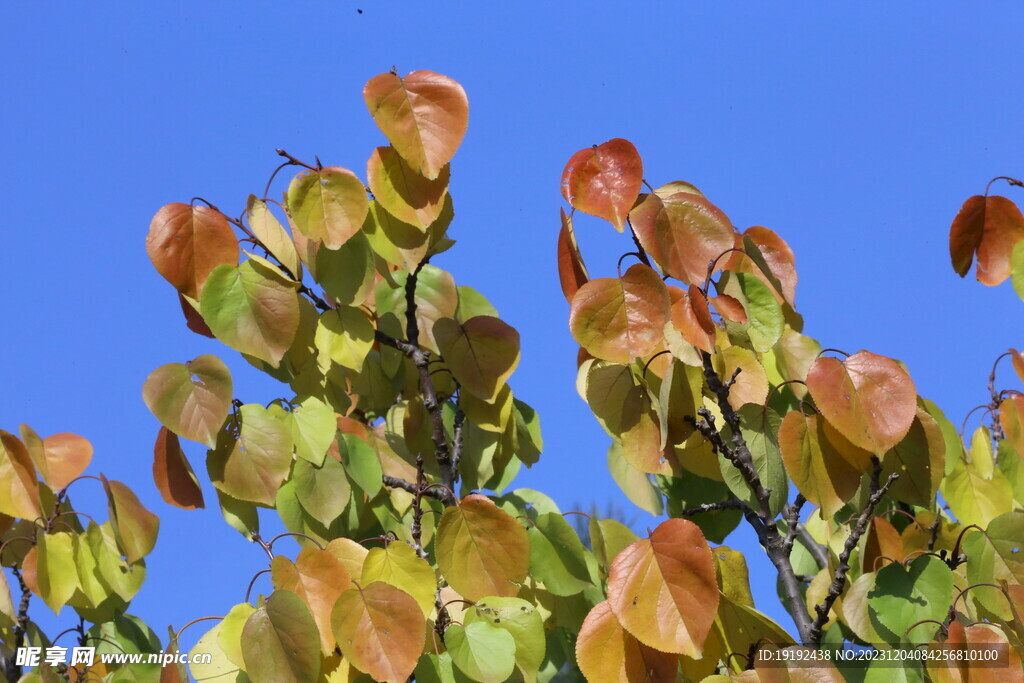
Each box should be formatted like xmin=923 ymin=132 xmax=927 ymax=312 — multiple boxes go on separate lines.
xmin=383 ymin=474 xmax=455 ymax=506
xmin=807 ymin=457 xmax=898 ymax=644
xmin=678 ymin=499 xmax=746 ymax=516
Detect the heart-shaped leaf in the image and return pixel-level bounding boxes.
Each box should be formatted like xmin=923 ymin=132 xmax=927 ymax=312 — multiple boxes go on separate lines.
xmin=576 ymin=600 xmax=679 ymax=682
xmin=367 ymin=146 xmax=449 ymax=229
xmin=142 ymin=354 xmax=233 ymax=448
xmin=207 ymin=404 xmax=293 ymax=507
xmin=561 ymin=139 xmax=643 ymax=231
xmin=434 ymin=315 xmax=521 ymax=402
xmin=18 ymin=424 xmax=92 ymax=491
xmin=606 ymin=518 xmax=719 ymax=656
xmin=569 ymin=264 xmax=670 ymax=364
xmin=364 ymin=70 xmax=468 ymax=180
xmin=287 ymin=166 xmax=369 ymax=249
xmin=867 ymin=556 xmax=953 ymax=645
xmin=806 ymin=351 xmax=917 ymax=455
xmin=445 ymin=621 xmax=516 ymax=683
xmin=949 ymin=194 xmax=1024 ymax=285
xmin=271 ymin=548 xmax=351 ymax=653
xmin=332 ymin=581 xmax=425 ymax=683
xmin=778 ymin=411 xmax=862 ymax=518
xmin=146 ymin=203 xmax=238 ymax=299
xmin=241 ymin=589 xmax=321 ymax=683
xmin=101 ymin=475 xmax=159 ymax=564
xmin=361 ymin=540 xmax=436 ymax=617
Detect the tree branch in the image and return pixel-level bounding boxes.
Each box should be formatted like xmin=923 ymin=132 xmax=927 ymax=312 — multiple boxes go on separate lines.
xmin=807 ymin=457 xmax=898 ymax=644
xmin=678 ymin=499 xmax=746 ymax=516
xmin=382 ymin=474 xmax=455 ymax=507
xmin=694 ymin=349 xmax=814 ymax=644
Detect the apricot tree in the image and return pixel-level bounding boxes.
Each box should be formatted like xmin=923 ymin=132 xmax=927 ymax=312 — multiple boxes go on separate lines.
xmin=1 ymin=68 xmax=1023 ymax=683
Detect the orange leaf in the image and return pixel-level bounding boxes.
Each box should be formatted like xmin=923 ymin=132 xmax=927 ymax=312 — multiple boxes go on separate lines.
xmin=435 ymin=494 xmax=530 ymax=601
xmin=606 ymin=518 xmax=719 ymax=656
xmin=710 ymin=293 xmax=747 ymax=323
xmin=561 ymin=139 xmax=643 ymax=231
xmin=0 ymin=431 xmax=42 ymax=519
xmin=146 ymin=204 xmax=238 ymax=299
xmin=949 ymin=194 xmax=1024 ymax=285
xmin=557 ymin=209 xmax=589 ymax=302
xmin=630 ymin=191 xmax=735 ymax=284
xmin=366 ymin=146 xmax=449 ymax=229
xmin=576 ymin=601 xmax=679 ymax=682
xmin=363 ymin=70 xmax=468 ymax=180
xmin=862 ymin=516 xmax=906 ymax=571
xmin=18 ymin=425 xmax=92 ymax=492
xmin=177 ymin=293 xmax=215 ymax=338
xmin=778 ymin=412 xmax=862 ymax=518
xmin=1011 ymin=348 xmax=1024 ymax=385
xmin=669 ymin=290 xmax=716 ymax=353
xmin=272 ymin=548 xmax=351 ymax=653
xmin=152 ymin=427 xmax=204 ymax=510
xmin=569 ymin=264 xmax=670 ymax=364
xmin=331 ymin=582 xmax=425 ymax=683
xmin=806 ymin=351 xmax=917 ymax=455
xmin=101 ymin=475 xmax=159 ymax=563
xmin=727 ymin=226 xmax=798 ymax=304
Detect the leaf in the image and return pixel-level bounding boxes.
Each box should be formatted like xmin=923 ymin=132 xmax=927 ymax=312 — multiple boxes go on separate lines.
xmin=569 ymin=264 xmax=670 ymax=364
xmin=778 ymin=411 xmax=862 ymax=518
xmin=606 ymin=518 xmax=719 ymax=656
xmin=314 ymin=305 xmax=375 ymax=374
xmin=315 ymin=231 xmax=376 ymax=306
xmin=561 ymin=138 xmax=643 ymax=231
xmin=576 ymin=600 xmax=680 ymax=683
xmin=713 ymin=593 xmax=795 ymax=672
xmin=241 ymin=589 xmax=321 ymax=683
xmin=247 ymin=196 xmax=301 ymax=279
xmin=949 ymin=194 xmax=1024 ymax=285
xmin=630 ymin=191 xmax=736 ymax=284
xmin=806 ymin=351 xmax=918 ymax=455
xmin=435 ymin=494 xmax=530 ymax=601
xmin=340 ymin=433 xmax=383 ymax=498
xmin=215 ymin=489 xmax=260 ymax=541
xmin=719 ymin=272 xmax=784 ymax=353
xmin=363 ymin=69 xmax=468 ymax=180
xmin=963 ymin=511 xmax=1024 ymax=620
xmin=283 ymin=396 xmax=336 ymax=467
xmin=720 ymin=404 xmax=787 ymax=516
xmin=18 ymin=425 xmax=93 ymax=492
xmin=142 ymin=354 xmax=233 ymax=448
xmin=528 ymin=512 xmax=593 ymax=597
xmin=291 ymin=455 xmax=350 ymax=526
xmin=33 ymin=530 xmax=79 ymax=613
xmin=361 ymin=541 xmax=436 ymax=617
xmin=715 ymin=346 xmax=769 ymax=410
xmin=607 ymin=441 xmax=663 ymax=516
xmin=207 ymin=404 xmax=293 ymax=507
xmin=1012 ymin=240 xmax=1024 ymax=301
xmin=201 ymin=261 xmax=301 ymax=367
xmin=100 ymin=475 xmax=159 ymax=564
xmin=465 ymin=597 xmax=545 ymax=683
xmin=189 ymin=620 xmax=245 ymax=682
xmin=271 ymin=548 xmax=351 ymax=653
xmin=218 ymin=602 xmax=255 ymax=671
xmin=557 ymin=208 xmax=589 ymax=302
xmin=367 ymin=146 xmax=450 ymax=230
xmin=434 ymin=316 xmax=521 ymax=401
xmin=589 ymin=518 xmax=639 ymax=574
xmin=331 ymin=581 xmax=425 ymax=683
xmin=286 ymin=166 xmax=369 ymax=249
xmin=374 ymin=264 xmax=458 ymax=353
xmin=713 ymin=546 xmax=754 ymax=608
xmin=152 ymin=427 xmax=204 ymax=510
xmin=867 ymin=556 xmax=953 ymax=645
xmin=146 ymin=203 xmax=238 ymax=299
xmin=667 ymin=286 xmax=716 ymax=353
xmin=0 ymin=431 xmax=42 ymax=519
xmin=941 ymin=455 xmax=1014 ymax=527
xmin=445 ymin=621 xmax=517 ymax=683
xmin=729 ymin=226 xmax=798 ymax=304
xmin=879 ymin=407 xmax=945 ymax=507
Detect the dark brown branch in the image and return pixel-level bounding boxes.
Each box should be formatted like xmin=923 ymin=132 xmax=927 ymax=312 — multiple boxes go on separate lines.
xmin=2 ymin=568 xmax=32 ymax=682
xmin=782 ymin=495 xmax=807 ymax=554
xmin=625 ymin=219 xmax=652 ymax=268
xmin=383 ymin=475 xmax=455 ymax=506
xmin=695 ymin=349 xmax=814 ymax=644
xmin=807 ymin=457 xmax=898 ymax=644
xmin=409 ymin=456 xmax=428 ymax=559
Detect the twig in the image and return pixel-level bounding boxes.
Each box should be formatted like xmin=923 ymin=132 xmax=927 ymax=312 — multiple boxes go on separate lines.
xmin=807 ymin=457 xmax=898 ymax=644
xmin=383 ymin=475 xmax=455 ymax=506
xmin=678 ymin=499 xmax=746 ymax=516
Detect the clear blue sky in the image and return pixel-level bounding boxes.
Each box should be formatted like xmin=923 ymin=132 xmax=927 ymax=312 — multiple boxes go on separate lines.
xmin=3 ymin=1 xmax=1024 ymax=654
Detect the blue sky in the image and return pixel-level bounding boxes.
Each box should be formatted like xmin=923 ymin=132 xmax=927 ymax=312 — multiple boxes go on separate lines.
xmin=3 ymin=1 xmax=1024 ymax=654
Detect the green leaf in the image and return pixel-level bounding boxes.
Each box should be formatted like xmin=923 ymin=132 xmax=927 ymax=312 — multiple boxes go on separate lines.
xmin=207 ymin=404 xmax=293 ymax=507
xmin=588 ymin=517 xmax=639 ymax=573
xmin=286 ymin=166 xmax=369 ymax=249
xmin=189 ymin=620 xmax=248 ymax=682
xmin=35 ymin=530 xmax=78 ymax=613
xmin=941 ymin=455 xmax=1014 ymax=527
xmin=367 ymin=145 xmax=450 ymax=229
xmin=456 ymin=285 xmax=499 ymax=322
xmin=314 ymin=306 xmax=374 ymax=373
xmin=720 ymin=404 xmax=787 ymax=516
xmin=315 ymin=230 xmax=375 ymax=306
xmin=291 ymin=456 xmax=350 ymax=527
xmin=607 ymin=441 xmax=663 ymax=516
xmin=880 ymin=408 xmax=945 ymax=507
xmin=465 ymin=597 xmax=545 ymax=683
xmin=721 ymin=272 xmax=784 ymax=352
xmin=218 ymin=602 xmax=256 ymax=671
xmin=285 ymin=396 xmax=336 ymax=466
xmin=1012 ymin=239 xmax=1024 ymax=301
xmin=241 ymin=590 xmax=320 ymax=683
xmin=215 ymin=489 xmax=260 ymax=541
xmin=963 ymin=511 xmax=1024 ymax=620
xmin=340 ymin=434 xmax=382 ymax=498
xmin=445 ymin=621 xmax=517 ymax=683
xmin=84 ymin=521 xmax=146 ymax=602
xmin=511 ymin=399 xmax=543 ymax=467
xmin=867 ymin=556 xmax=953 ymax=645
xmin=528 ymin=512 xmax=592 ymax=597
xmin=201 ymin=261 xmax=301 ymax=367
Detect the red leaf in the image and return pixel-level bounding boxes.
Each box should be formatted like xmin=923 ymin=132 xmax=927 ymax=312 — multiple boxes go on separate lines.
xmin=561 ymin=139 xmax=643 ymax=231
xmin=557 ymin=209 xmax=589 ymax=301
xmin=949 ymin=194 xmax=1024 ymax=285
xmin=146 ymin=204 xmax=238 ymax=299
xmin=630 ymin=192 xmax=735 ymax=284
xmin=152 ymin=427 xmax=204 ymax=510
